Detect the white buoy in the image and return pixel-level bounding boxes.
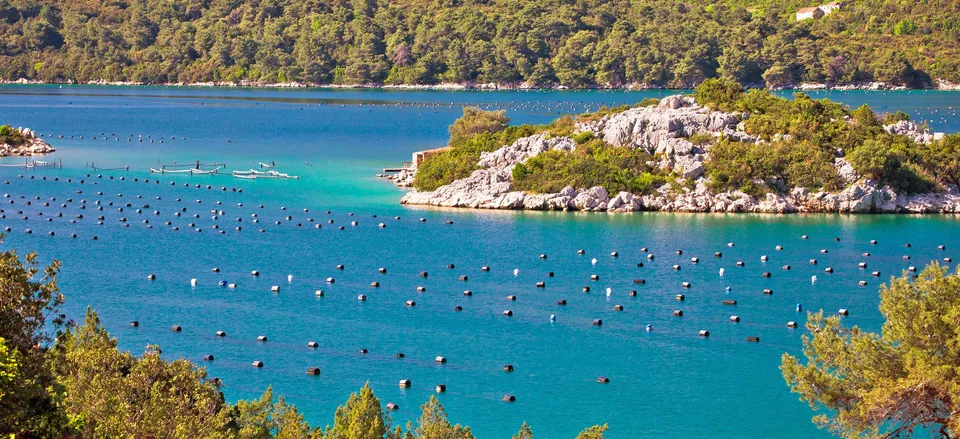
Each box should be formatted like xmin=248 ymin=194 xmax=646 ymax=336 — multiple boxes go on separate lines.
xmin=190 ymin=278 xmax=197 ymax=287
xmin=591 ymin=258 xmax=597 ymax=265
xmin=811 ymin=275 xmax=818 ymax=284
xmin=287 ymin=274 xmax=293 ymax=283
xmin=550 ymin=314 xmax=556 ymax=322
xmin=513 ymin=268 xmax=519 ymax=276
xmin=606 ymin=287 xmax=612 ymax=297
xmin=719 ymin=268 xmax=725 ymax=277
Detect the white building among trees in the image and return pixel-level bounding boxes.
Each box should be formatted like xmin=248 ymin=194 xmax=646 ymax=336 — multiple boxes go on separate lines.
xmin=820 ymin=2 xmax=844 ymax=14
xmin=797 ymin=2 xmax=843 ymax=20
xmin=796 ymin=7 xmax=824 ymax=20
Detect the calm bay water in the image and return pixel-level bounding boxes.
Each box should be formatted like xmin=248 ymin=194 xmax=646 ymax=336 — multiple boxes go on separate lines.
xmin=1 ymin=86 xmax=959 ymax=438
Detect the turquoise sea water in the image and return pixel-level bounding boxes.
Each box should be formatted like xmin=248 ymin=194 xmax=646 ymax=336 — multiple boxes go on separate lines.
xmin=1 ymin=86 xmax=959 ymax=438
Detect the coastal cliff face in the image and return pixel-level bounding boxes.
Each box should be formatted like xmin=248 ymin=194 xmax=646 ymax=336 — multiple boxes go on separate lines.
xmin=400 ymin=96 xmax=960 ymax=214
xmin=0 ymin=127 xmax=55 ymax=157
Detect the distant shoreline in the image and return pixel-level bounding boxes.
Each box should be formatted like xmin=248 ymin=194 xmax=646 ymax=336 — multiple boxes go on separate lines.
xmin=3 ymin=78 xmax=960 ymax=92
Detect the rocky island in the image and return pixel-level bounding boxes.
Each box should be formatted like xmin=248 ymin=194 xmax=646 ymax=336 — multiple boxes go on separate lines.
xmin=0 ymin=126 xmax=54 ymax=157
xmin=394 ymin=80 xmax=960 ymax=214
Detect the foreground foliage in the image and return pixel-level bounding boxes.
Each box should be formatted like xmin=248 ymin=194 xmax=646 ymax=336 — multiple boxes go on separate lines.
xmin=782 ymin=264 xmax=960 ymax=438
xmin=0 ymin=1 xmax=958 ymax=88
xmin=0 ymin=242 xmax=608 ymax=438
xmin=0 ymin=246 xmax=64 ymax=436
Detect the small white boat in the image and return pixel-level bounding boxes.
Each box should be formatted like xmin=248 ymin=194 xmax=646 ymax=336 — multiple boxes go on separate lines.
xmin=259 ymin=162 xmax=276 ymax=168
xmin=151 ymin=168 xmax=192 ymax=174
xmin=233 ymin=168 xmax=299 ymax=180
xmin=267 ymin=171 xmax=300 ymax=179
xmin=233 ymin=169 xmax=267 ymax=176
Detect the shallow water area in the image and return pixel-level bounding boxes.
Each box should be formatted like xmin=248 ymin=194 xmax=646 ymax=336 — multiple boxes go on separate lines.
xmin=2 ymin=86 xmax=960 ymax=438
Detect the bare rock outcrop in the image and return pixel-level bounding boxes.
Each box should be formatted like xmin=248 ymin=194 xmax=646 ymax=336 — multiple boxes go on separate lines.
xmin=884 ymin=120 xmax=945 ymax=145
xmin=0 ymin=127 xmax=55 ymax=157
xmin=575 ymin=95 xmax=741 ymax=153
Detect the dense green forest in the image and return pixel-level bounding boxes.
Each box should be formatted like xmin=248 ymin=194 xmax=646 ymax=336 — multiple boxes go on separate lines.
xmin=0 ymin=0 xmax=959 ymax=88
xmin=0 ymin=246 xmax=607 ymax=438
xmin=414 ymin=79 xmax=960 ymax=196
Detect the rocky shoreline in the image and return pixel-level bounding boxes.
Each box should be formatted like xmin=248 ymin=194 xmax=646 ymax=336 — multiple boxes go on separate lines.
xmin=1 ymin=127 xmax=55 ymax=157
xmin=397 ymin=95 xmax=960 ymax=214
xmin=3 ymin=78 xmax=960 ymax=91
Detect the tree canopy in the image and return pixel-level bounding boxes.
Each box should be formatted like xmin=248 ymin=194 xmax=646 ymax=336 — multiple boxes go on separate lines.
xmin=448 ymin=107 xmax=509 ymax=147
xmin=782 ymin=263 xmax=960 ymax=439
xmin=0 ymin=0 xmax=958 ymax=88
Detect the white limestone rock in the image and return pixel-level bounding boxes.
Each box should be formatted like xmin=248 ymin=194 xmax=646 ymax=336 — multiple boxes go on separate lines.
xmin=674 ymin=155 xmax=705 ymax=179
xmin=0 ymin=127 xmax=55 ymax=157
xmin=884 ymin=120 xmax=944 ymax=145
xmin=576 ymin=96 xmax=739 ymax=153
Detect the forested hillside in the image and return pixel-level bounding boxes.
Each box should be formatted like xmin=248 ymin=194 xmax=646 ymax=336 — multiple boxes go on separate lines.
xmin=1 ymin=0 xmax=958 ymax=88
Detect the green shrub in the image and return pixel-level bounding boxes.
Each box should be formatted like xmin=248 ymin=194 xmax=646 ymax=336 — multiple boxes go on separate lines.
xmin=545 ymin=115 xmax=576 ymax=138
xmin=847 ymin=134 xmax=934 ymax=193
xmin=686 ymin=132 xmax=715 ymax=146
xmin=883 ymin=111 xmax=911 ymax=124
xmin=693 ymin=78 xmax=744 ymax=111
xmin=0 ymin=125 xmax=25 ymax=146
xmin=448 ymin=108 xmax=509 ymax=148
xmin=737 ymin=89 xmax=785 ymax=115
xmin=413 ymin=125 xmax=541 ymax=191
xmin=919 ymin=134 xmax=960 ymax=188
xmin=512 ymin=139 xmax=666 ymax=194
xmin=571 ymin=132 xmax=595 ymax=144
xmin=851 ymin=105 xmax=881 ymax=128
xmin=706 ymin=139 xmax=840 ymax=194
xmin=635 ymin=98 xmax=661 ymax=107
xmin=893 ymin=19 xmax=919 ymax=36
